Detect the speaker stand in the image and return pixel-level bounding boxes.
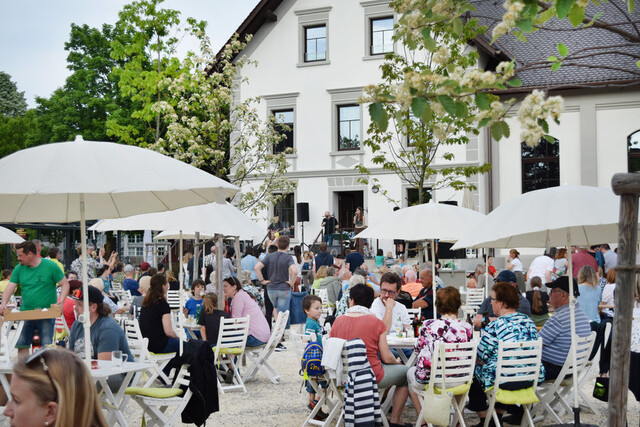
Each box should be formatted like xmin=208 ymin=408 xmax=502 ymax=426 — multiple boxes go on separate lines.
xmin=299 ymin=221 xmax=308 ymax=251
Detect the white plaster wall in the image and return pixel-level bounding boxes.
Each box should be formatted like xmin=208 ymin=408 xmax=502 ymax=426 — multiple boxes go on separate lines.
xmin=596 ymin=106 xmax=640 ymax=186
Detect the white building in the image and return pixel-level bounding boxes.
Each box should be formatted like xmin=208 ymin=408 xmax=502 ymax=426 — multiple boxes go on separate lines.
xmin=226 ymin=0 xmax=640 ymax=256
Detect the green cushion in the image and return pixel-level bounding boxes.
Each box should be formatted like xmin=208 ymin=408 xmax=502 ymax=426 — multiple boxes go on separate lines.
xmin=149 ymin=352 xmax=174 ymax=356
xmin=426 ymin=382 xmax=471 ymax=396
xmin=125 ymin=387 xmax=183 ymax=398
xmin=212 ymin=347 xmax=244 ymax=355
xmin=495 ymin=387 xmax=539 ymax=405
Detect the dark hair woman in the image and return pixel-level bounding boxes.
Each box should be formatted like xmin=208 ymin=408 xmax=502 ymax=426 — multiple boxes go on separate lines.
xmin=140 ymin=274 xmax=180 ymax=354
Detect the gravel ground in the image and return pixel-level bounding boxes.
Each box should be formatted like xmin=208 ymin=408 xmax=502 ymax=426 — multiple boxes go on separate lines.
xmin=119 ymin=332 xmax=640 ymax=427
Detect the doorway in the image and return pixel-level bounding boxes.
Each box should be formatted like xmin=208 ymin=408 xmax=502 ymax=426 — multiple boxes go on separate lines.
xmin=336 ymin=191 xmax=364 ymax=231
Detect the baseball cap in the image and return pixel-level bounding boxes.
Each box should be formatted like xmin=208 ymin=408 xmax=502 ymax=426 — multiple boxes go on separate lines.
xmin=71 ymin=285 xmax=104 ymax=304
xmin=495 ymin=270 xmax=517 ymax=284
xmin=140 ymin=262 xmax=150 ymax=270
xmin=546 ymin=275 xmax=580 ymax=297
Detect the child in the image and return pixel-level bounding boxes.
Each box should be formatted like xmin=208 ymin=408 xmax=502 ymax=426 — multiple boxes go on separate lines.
xmin=184 ymin=279 xmax=205 ymax=319
xmin=302 ymin=295 xmax=327 ymax=419
xmin=384 ymin=251 xmax=395 ymax=268
xmin=199 ymin=292 xmax=231 ymax=347
xmin=375 ymin=249 xmax=384 ymax=268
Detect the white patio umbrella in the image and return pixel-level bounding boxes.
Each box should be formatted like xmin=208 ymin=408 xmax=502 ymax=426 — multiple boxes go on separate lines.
xmin=0 ymin=136 xmax=239 ymax=362
xmin=0 ymin=226 xmax=24 ymax=244
xmin=451 ymin=185 xmax=621 ymax=426
xmin=357 ymin=202 xmax=485 ymax=319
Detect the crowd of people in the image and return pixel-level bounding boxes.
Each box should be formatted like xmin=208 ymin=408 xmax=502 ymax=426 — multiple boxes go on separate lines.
xmin=0 ymin=236 xmax=638 ymax=426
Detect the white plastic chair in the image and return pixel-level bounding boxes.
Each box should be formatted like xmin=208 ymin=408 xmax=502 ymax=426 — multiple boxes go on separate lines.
xmin=461 ymin=288 xmax=485 ymax=319
xmin=126 ymin=364 xmax=192 ymax=427
xmin=531 ymin=332 xmax=596 ymax=424
xmin=166 ymin=290 xmax=181 ymax=310
xmin=243 ymin=310 xmax=289 ymax=384
xmin=406 ymin=308 xmax=421 ymax=319
xmin=484 ymin=339 xmax=543 ymax=427
xmin=576 ymin=323 xmax=611 ymax=415
xmin=412 ymin=340 xmax=478 ymax=427
xmin=215 ymin=316 xmax=250 ymax=393
xmin=123 ymin=319 xmax=175 ymax=386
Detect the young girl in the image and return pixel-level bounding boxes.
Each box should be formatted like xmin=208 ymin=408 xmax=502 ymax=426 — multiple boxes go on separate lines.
xmin=525 ymin=277 xmax=549 ymax=326
xmin=313 ymin=265 xmax=328 ymax=290
xmin=375 ymin=249 xmax=384 ymax=268
xmin=199 ymin=292 xmax=231 ymax=347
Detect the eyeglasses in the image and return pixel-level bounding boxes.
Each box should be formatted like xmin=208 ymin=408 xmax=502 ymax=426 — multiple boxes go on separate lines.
xmin=26 ymin=348 xmax=58 ymax=402
xmin=380 ymin=289 xmax=396 ymax=296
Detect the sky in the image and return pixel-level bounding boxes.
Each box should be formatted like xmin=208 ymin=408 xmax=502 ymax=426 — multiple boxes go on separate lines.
xmin=0 ymin=0 xmax=261 ymax=107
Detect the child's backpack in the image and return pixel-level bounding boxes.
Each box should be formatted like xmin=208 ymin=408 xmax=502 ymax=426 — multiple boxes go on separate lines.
xmin=300 ymin=341 xmax=325 ymax=379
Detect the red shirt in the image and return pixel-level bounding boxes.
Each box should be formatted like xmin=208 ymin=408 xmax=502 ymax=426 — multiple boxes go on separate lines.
xmin=330 ymin=314 xmax=387 ymax=382
xmin=571 ymin=249 xmax=598 ymax=278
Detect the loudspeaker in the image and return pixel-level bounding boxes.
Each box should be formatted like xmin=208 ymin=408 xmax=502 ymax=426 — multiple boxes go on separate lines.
xmin=297 ymin=202 xmax=309 ymax=222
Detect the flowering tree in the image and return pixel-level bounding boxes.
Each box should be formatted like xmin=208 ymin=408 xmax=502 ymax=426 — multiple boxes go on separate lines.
xmin=149 ymin=32 xmax=296 ymax=215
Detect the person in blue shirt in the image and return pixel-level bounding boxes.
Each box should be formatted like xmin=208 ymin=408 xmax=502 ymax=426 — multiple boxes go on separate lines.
xmin=345 ymin=249 xmax=365 ymax=273
xmin=241 ymin=247 xmax=260 ymax=285
xmin=184 ymin=279 xmax=205 ymax=318
xmin=122 ymin=264 xmax=140 ymax=296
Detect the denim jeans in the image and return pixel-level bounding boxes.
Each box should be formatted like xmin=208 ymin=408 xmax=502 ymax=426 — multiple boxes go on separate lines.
xmin=323 ymin=234 xmax=333 ymax=247
xmin=246 ymin=334 xmax=267 ymax=348
xmin=16 ymin=318 xmax=55 ymax=349
xmin=267 ymin=288 xmax=291 ymax=328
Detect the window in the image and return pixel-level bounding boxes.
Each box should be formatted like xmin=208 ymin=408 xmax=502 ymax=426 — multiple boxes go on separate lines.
xmin=406 ymin=187 xmax=432 ymax=206
xmin=338 ymin=105 xmax=361 ymax=150
xmin=272 ymin=109 xmax=294 ymax=153
xmin=305 ymin=25 xmax=326 ymax=62
xmin=128 ymin=233 xmax=143 ymax=244
xmin=273 ymin=193 xmax=295 ymax=239
xmin=370 ymin=17 xmax=394 ymax=55
xmin=127 ymin=247 xmax=143 ymax=257
xmin=521 ymin=138 xmax=560 ymax=193
xmin=628 ymin=130 xmax=640 ymax=173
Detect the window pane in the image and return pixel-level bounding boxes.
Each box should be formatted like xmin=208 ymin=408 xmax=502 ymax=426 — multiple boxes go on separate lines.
xmin=339 ymin=105 xmax=359 ymax=121
xmin=307 ymin=26 xmax=326 ymax=39
xmin=274 ymin=110 xmax=294 ymax=124
xmin=372 ymin=17 xmax=393 ymax=31
xmin=273 ymin=193 xmax=295 ymax=238
xmin=272 ymin=109 xmax=294 ymax=153
xmin=628 ymin=130 xmax=640 ymax=172
xmin=521 ymin=138 xmax=559 ymax=193
xmin=371 ymin=17 xmax=394 ymax=55
xmin=316 ymin=39 xmax=326 ymax=59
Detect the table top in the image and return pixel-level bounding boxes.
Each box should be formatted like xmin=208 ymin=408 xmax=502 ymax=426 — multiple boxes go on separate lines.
xmin=90 ymin=360 xmax=155 ymax=379
xmin=387 ymin=337 xmax=417 ymax=347
xmin=182 ymin=321 xmax=201 ymax=329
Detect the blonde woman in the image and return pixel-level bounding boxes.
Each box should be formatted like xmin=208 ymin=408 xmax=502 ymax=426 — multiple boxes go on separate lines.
xmin=577 ymin=265 xmax=602 ymax=326
xmin=4 ymin=347 xmax=107 ymax=426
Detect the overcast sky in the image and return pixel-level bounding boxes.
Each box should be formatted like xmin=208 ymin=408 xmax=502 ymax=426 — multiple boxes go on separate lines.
xmin=0 ymin=0 xmax=260 ymax=107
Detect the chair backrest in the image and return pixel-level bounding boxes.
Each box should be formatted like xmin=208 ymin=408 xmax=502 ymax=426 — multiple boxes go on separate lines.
xmin=113 ymin=289 xmax=132 ymax=305
xmin=555 ymin=332 xmax=596 ymax=381
xmin=173 ymin=364 xmax=191 ymax=388
xmin=167 ymin=290 xmax=181 ymax=310
xmin=494 ymin=338 xmax=543 ymax=390
xmin=215 ymin=316 xmax=250 ymax=356
xmin=465 ymin=288 xmax=485 ymax=306
xmin=430 ymin=340 xmax=478 ymax=390
xmin=406 ymin=308 xmax=421 ymax=318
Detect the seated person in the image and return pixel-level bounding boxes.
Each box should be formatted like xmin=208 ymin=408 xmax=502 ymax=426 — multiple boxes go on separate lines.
xmin=369 ymin=272 xmax=412 ymax=359
xmin=413 ymin=268 xmax=436 ymax=319
xmin=89 ymin=278 xmax=129 ymax=316
xmin=330 ymin=284 xmax=418 ymax=427
xmin=473 ymin=270 xmax=531 ymax=329
xmin=62 ymin=279 xmax=82 ymax=330
xmin=539 ymin=276 xmax=591 ymax=380
xmin=223 ymin=276 xmax=271 ymax=347
xmin=319 ymin=267 xmax=341 ymax=309
xmin=68 ymin=285 xmax=134 ymax=390
xmin=400 ymin=269 xmax=421 ymax=298
xmin=122 ymin=264 xmax=140 ymax=296
xmin=467 ymin=283 xmax=544 ymax=426
xmin=184 ymin=279 xmax=205 ymax=318
xmin=199 ymin=293 xmax=230 ymax=347
xmin=129 ymin=276 xmax=151 ymax=320
xmin=525 ymin=277 xmax=550 ymax=326
xmin=139 ymin=275 xmax=181 ymax=354
xmin=335 ymin=275 xmax=365 ymax=317
xmin=408 ymin=286 xmax=473 ymax=416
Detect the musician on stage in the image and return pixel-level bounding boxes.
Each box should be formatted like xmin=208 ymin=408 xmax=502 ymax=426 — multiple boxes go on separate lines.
xmin=321 ymin=211 xmax=339 ymax=246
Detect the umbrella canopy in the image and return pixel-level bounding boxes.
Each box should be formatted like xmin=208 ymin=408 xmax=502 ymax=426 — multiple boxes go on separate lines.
xmin=0 ymin=136 xmax=239 ymax=362
xmin=0 ymin=136 xmax=238 ymax=222
xmin=0 ymin=226 xmax=24 ymax=244
xmin=452 ymin=185 xmax=621 ymax=250
xmin=355 ymin=202 xmax=485 ymax=242
xmin=91 ymin=202 xmax=263 ymax=239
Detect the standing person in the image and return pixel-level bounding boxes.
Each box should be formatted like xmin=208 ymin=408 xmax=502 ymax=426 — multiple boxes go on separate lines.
xmin=576 ymin=265 xmax=602 ymax=328
xmin=4 ymin=347 xmax=108 ymax=427
xmin=353 ymin=207 xmax=366 ymax=254
xmin=292 ymin=245 xmax=303 ymax=292
xmin=267 ymin=214 xmax=283 ymax=240
xmin=70 ymin=245 xmax=105 ymax=280
xmin=0 ymin=269 xmax=12 ymax=293
xmin=241 ymin=247 xmax=260 ymax=286
xmin=313 ymin=243 xmax=334 ymax=273
xmin=32 ymin=239 xmax=42 ymax=257
xmin=321 ymin=211 xmax=339 ymax=247
xmin=487 ymin=256 xmax=497 ymax=278
xmin=571 ymin=246 xmax=598 ymax=280
xmin=255 ymin=236 xmax=297 ymax=330
xmin=47 ymin=247 xmax=65 ymax=274
xmin=214 ymin=247 xmax=235 ymax=279
xmin=139 ymin=275 xmax=180 ymax=354
xmin=527 ymin=248 xmax=556 ymax=291
xmin=601 ymin=244 xmax=618 ymax=273
xmin=506 ymin=249 xmax=522 ymax=272
xmin=0 ymin=241 xmax=69 ymax=356
xmin=344 ymin=248 xmax=364 ymax=273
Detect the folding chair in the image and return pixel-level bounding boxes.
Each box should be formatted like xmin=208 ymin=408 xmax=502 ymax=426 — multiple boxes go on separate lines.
xmin=531 ymin=332 xmax=595 ymax=424
xmin=303 ymin=339 xmax=349 ymax=426
xmin=123 ymin=319 xmax=176 ymax=386
xmin=291 ymin=331 xmax=313 ymax=357
xmin=461 ymin=288 xmax=485 ymax=319
xmin=126 ymin=364 xmax=192 ymax=427
xmin=214 ymin=316 xmax=250 ymax=393
xmin=0 ymin=320 xmax=23 ymax=362
xmin=576 ymin=323 xmax=611 ymax=415
xmin=412 ymin=340 xmax=478 ymax=427
xmin=406 ymin=308 xmax=421 ymax=319
xmin=166 ymin=290 xmax=181 ymax=310
xmin=243 ymin=310 xmax=289 ymax=384
xmin=484 ymin=338 xmax=543 ymax=427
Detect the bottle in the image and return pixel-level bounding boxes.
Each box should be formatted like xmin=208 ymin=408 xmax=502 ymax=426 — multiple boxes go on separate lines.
xmin=195 ymin=303 xmax=202 ymax=323
xmin=413 ymin=314 xmax=421 ymax=337
xmin=396 ymin=315 xmax=403 ymax=338
xmin=466 ymin=313 xmax=472 ymax=325
xmin=32 ymin=334 xmax=41 ymax=352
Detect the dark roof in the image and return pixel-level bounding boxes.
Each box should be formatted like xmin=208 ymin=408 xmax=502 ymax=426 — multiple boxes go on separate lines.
xmin=471 ymin=0 xmax=640 ymax=90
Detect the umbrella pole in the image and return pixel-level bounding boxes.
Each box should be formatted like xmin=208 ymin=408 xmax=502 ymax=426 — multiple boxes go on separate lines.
xmin=234 ymin=237 xmax=241 ymax=275
xmin=216 ymin=235 xmax=224 ymax=310
xmin=566 ymin=231 xmax=580 ymax=425
xmin=178 ymin=231 xmax=184 ymax=355
xmin=431 ymin=239 xmax=437 ymax=320
xmin=80 ymin=194 xmax=91 ymax=364
xmin=194 ymin=232 xmax=200 ymax=282
xmin=484 ymin=248 xmax=489 ymax=298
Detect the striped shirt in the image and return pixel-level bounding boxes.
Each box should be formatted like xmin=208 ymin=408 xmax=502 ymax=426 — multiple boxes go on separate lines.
xmin=539 ymin=302 xmax=591 ymax=366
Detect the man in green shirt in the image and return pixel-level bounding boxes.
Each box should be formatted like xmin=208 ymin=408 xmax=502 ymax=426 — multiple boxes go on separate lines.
xmin=0 ymin=241 xmax=69 ymax=356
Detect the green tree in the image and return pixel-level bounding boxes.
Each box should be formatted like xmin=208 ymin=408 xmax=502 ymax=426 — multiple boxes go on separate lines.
xmin=0 ymin=71 xmax=27 ymax=117
xmin=0 ymin=110 xmax=39 ymax=158
xmin=150 ymin=33 xmax=296 ymax=214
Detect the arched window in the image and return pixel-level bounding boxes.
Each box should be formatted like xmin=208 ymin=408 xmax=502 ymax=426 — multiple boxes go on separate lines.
xmin=628 ymin=130 xmax=640 ymax=173
xmin=521 ymin=138 xmax=560 ymax=193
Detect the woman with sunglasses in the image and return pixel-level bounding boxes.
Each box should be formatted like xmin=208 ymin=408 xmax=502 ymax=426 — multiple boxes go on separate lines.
xmin=4 ymin=347 xmax=107 ymax=426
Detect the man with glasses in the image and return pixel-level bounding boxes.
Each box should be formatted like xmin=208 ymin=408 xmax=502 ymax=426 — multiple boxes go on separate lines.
xmin=0 ymin=241 xmax=69 ymax=356
xmin=539 ymin=276 xmax=591 ymax=380
xmin=370 ymin=272 xmax=411 ymax=337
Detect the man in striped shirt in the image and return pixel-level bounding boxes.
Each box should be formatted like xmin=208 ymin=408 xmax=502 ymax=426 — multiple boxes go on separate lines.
xmin=539 ymin=276 xmax=591 ymax=380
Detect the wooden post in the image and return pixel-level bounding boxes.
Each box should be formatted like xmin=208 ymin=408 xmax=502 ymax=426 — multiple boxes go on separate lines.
xmin=609 ymin=172 xmax=640 ymax=427
xmin=234 ymin=236 xmax=241 ymax=275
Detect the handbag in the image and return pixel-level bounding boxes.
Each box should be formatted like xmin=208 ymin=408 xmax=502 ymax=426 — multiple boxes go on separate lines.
xmin=422 ymin=343 xmax=451 ymax=426
xmin=592 ymin=376 xmax=609 ymax=402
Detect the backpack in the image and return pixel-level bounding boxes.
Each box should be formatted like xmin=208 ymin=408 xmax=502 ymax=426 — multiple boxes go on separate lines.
xmin=300 ymin=341 xmax=325 ymax=379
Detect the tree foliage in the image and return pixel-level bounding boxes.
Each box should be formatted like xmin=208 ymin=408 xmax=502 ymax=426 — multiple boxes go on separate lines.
xmin=0 ymin=71 xmax=27 ymax=117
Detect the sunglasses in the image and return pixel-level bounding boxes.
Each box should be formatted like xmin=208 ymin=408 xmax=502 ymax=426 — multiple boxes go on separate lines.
xmin=26 ymin=348 xmax=58 ymax=402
